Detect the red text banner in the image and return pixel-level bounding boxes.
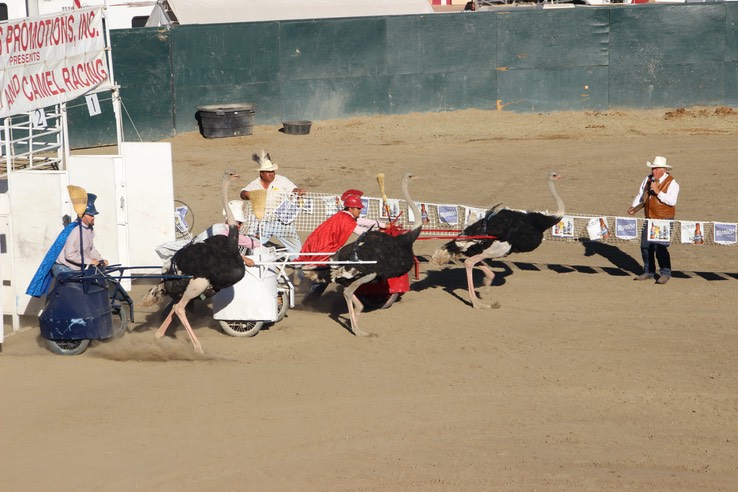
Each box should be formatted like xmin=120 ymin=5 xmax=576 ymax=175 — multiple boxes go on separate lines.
xmin=0 ymin=8 xmax=110 ymax=118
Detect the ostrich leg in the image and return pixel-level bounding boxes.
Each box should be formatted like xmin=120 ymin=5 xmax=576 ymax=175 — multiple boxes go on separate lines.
xmin=155 ymin=278 xmax=211 ymax=353
xmin=342 ymin=273 xmax=377 ymax=336
xmin=464 ymin=242 xmax=511 ymax=309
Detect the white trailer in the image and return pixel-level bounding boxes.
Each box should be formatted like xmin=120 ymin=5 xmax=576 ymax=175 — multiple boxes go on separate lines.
xmin=0 ymin=0 xmax=156 ymax=29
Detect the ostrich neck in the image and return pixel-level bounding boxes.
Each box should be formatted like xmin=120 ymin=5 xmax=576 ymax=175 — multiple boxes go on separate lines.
xmin=548 ymin=178 xmax=565 ymax=217
xmin=222 ymin=177 xmax=235 ymax=226
xmin=403 ymin=178 xmax=422 ymax=230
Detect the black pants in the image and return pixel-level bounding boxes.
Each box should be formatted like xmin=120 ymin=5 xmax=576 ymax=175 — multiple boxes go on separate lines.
xmin=640 ymin=224 xmax=672 ymax=276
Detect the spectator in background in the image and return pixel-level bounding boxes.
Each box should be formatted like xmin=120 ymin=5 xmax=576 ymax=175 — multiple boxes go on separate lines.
xmin=240 ymin=150 xmax=305 ymax=256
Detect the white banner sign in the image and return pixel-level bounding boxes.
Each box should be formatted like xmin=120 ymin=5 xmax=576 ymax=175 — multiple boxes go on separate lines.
xmin=615 ymin=217 xmax=638 ymax=240
xmin=0 ymin=8 xmax=110 ymax=118
xmin=552 ymin=215 xmax=574 ymax=238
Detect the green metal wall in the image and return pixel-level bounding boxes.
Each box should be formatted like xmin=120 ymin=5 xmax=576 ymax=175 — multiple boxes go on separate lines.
xmin=68 ymin=4 xmax=738 ymax=148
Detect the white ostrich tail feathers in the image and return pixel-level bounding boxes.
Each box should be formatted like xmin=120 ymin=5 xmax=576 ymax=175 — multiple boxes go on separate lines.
xmin=141 ymin=283 xmax=166 ymax=307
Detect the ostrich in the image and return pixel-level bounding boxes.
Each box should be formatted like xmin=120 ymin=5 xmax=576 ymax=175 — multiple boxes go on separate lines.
xmin=431 ymin=171 xmax=565 ymax=309
xmin=142 ymin=169 xmax=245 ymax=353
xmin=304 ymin=173 xmax=422 ymax=336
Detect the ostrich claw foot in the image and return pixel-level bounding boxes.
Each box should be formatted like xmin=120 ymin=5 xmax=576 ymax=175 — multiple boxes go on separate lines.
xmin=471 ymin=294 xmax=501 ymax=310
xmin=470 ymin=290 xmax=489 ymax=309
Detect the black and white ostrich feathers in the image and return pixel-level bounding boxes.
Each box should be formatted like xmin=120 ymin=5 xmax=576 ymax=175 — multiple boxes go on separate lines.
xmin=432 ymin=171 xmax=565 ymax=309
xmin=158 ymin=224 xmax=244 ymax=303
xmin=142 ymin=169 xmax=244 ymax=353
xmin=252 ymin=149 xmax=274 ymax=169
xmin=330 ymin=221 xmax=422 ymax=285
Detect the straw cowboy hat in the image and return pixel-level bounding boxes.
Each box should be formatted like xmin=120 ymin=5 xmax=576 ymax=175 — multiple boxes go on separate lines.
xmin=252 ymin=150 xmax=278 ymax=172
xmin=647 ymin=156 xmax=672 ymax=169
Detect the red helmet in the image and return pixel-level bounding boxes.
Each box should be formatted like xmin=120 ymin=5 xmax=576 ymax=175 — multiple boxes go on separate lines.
xmin=343 ymin=195 xmax=363 ymax=209
xmin=341 ymin=189 xmax=364 ymax=201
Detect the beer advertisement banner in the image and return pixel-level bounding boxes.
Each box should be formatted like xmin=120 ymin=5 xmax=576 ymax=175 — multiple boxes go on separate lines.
xmin=322 ymin=195 xmax=342 ymax=217
xmin=379 ymin=198 xmax=400 ymax=220
xmin=586 ymin=217 xmax=611 ymax=241
xmin=647 ymin=219 xmax=671 ymax=244
xmin=680 ymin=221 xmax=705 ymax=245
xmin=408 ymin=202 xmax=433 ymax=224
xmin=552 ymin=215 xmax=574 ymax=238
xmin=464 ymin=206 xmax=486 ymax=225
xmin=713 ymin=222 xmax=737 ymax=245
xmin=615 ymin=217 xmax=638 ymax=240
xmin=0 ymin=8 xmax=110 ymax=118
xmin=274 ymin=197 xmax=299 ymax=225
xmin=437 ymin=205 xmax=459 ymax=226
xmin=295 ymin=195 xmax=313 ymax=214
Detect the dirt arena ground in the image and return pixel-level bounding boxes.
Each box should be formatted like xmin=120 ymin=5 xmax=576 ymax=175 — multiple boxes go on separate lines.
xmin=2 ymin=108 xmax=738 ymax=490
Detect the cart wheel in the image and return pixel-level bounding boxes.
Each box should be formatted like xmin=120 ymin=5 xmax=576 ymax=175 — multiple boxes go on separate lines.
xmin=219 ymin=320 xmax=264 ymax=338
xmin=174 ymin=200 xmax=195 ymax=239
xmin=357 ymin=292 xmax=400 ymax=311
xmin=46 ymin=339 xmax=91 ymax=356
xmin=275 ymin=291 xmax=289 ymax=323
xmin=112 ymin=307 xmax=128 ymax=339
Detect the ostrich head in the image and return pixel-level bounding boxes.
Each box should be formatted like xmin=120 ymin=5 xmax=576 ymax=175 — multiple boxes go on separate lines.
xmin=221 ymin=169 xmax=241 ymax=226
xmin=400 ymin=173 xmax=422 ymax=230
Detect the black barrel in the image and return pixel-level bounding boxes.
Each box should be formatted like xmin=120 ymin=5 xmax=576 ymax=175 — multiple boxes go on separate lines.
xmin=197 ymin=103 xmax=256 ymax=138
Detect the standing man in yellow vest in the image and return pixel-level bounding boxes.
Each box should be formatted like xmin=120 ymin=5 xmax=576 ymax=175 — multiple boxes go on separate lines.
xmin=627 ymin=156 xmax=680 ymax=284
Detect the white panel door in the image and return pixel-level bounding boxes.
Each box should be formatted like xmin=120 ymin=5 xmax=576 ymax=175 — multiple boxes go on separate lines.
xmin=6 ymin=170 xmax=69 ymax=317
xmin=67 ymin=155 xmax=128 ymax=275
xmin=120 ymin=142 xmax=175 ymax=270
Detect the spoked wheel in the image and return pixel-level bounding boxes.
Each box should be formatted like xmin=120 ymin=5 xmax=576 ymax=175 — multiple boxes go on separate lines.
xmin=220 ymin=320 xmax=264 ymax=338
xmin=275 ymin=279 xmax=291 ymax=323
xmin=174 ymin=200 xmax=195 ymax=239
xmin=46 ymin=339 xmax=91 ymax=356
xmin=112 ymin=307 xmax=128 ymax=338
xmin=357 ymin=292 xmax=400 ymax=311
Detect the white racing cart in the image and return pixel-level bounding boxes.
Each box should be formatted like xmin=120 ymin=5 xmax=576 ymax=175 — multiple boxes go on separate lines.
xmin=212 ymin=246 xmax=294 ymax=337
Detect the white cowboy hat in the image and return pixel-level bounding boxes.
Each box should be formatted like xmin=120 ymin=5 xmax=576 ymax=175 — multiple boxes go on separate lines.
xmin=647 ymin=156 xmax=672 ymax=169
xmin=252 ymin=150 xmax=278 ymax=172
xmin=223 ymin=199 xmax=246 ymax=223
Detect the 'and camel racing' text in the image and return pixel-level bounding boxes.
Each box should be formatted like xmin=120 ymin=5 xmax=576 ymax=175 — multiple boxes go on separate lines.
xmin=1 ymin=59 xmax=108 ymax=110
